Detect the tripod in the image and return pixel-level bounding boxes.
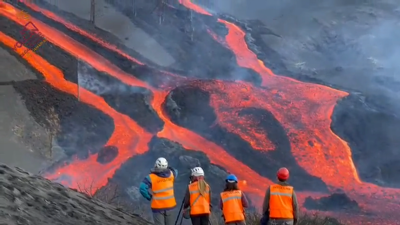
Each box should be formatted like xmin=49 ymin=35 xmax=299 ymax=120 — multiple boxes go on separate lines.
xmin=174 ymin=198 xmax=185 ymax=225
xmin=175 ymin=176 xmax=193 ymax=225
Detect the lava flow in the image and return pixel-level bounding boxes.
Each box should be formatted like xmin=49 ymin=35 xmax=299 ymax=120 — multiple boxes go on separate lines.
xmin=0 ymin=1 xmax=275 ymax=202
xmin=1 ymin=0 xmax=400 ymax=222
xmin=0 ymin=31 xmax=153 ymax=189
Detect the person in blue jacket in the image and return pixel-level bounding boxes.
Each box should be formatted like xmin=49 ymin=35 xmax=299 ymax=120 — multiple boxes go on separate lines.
xmin=140 ymin=157 xmax=178 ymax=225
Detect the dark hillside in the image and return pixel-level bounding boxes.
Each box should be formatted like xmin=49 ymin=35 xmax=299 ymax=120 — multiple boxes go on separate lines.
xmin=0 ymin=164 xmax=151 ymax=225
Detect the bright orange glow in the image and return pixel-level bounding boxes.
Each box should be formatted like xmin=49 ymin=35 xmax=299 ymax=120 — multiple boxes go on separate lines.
xmin=0 ymin=2 xmax=274 ymax=201
xmin=0 ymin=1 xmax=17 ymax=14
xmin=0 ymin=31 xmax=153 ymax=190
xmin=2 ymin=1 xmax=400 ymax=222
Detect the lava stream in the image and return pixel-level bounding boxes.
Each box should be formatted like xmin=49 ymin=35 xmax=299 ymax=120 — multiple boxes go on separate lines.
xmin=179 ymin=0 xmax=400 ymax=207
xmin=0 ymin=31 xmax=152 ymax=190
xmin=0 ymin=2 xmax=273 ymax=202
xmin=152 ymin=91 xmax=274 ymax=196
xmin=182 ymin=0 xmax=361 ymax=187
xmin=0 ymin=4 xmax=149 ymax=89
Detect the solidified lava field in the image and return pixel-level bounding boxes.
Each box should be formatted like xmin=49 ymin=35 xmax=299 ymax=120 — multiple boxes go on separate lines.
xmin=1 ymin=0 xmax=400 ymax=224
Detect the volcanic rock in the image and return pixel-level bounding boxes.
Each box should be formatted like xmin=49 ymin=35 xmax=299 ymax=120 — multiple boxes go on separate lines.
xmin=179 ymin=155 xmax=201 ymax=168
xmin=332 ymin=95 xmax=400 ymax=187
xmin=208 ymin=165 xmax=229 ymax=177
xmin=97 ymin=145 xmax=119 ymax=164
xmin=304 ymin=193 xmax=360 ymax=212
xmin=0 ymin=164 xmax=151 ymax=225
xmin=125 ymin=186 xmax=141 ymax=201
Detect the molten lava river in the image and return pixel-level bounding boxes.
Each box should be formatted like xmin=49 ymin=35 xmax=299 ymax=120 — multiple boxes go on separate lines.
xmin=1 ymin=1 xmax=399 ymax=223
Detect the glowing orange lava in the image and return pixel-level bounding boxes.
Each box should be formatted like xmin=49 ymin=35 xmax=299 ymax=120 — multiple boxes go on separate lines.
xmin=0 ymin=31 xmax=152 ymax=190
xmin=0 ymin=2 xmax=275 ymax=205
xmin=2 ymin=1 xmax=400 ymax=223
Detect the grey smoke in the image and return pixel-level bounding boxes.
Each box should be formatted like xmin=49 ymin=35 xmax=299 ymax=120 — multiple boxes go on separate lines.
xmin=77 ymin=60 xmax=139 ymax=96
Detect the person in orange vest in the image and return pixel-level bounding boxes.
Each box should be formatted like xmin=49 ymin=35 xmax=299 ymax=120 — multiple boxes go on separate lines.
xmin=220 ymin=174 xmax=249 ymax=225
xmin=183 ymin=167 xmax=212 ymax=225
xmin=262 ymin=167 xmax=299 ymax=225
xmin=139 ymin=157 xmax=178 ymax=225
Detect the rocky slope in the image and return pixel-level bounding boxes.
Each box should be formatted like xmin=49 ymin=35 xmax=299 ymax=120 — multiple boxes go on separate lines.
xmin=0 ymin=164 xmax=151 ymax=225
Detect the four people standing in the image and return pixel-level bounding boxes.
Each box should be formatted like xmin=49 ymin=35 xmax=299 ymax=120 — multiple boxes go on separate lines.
xmin=140 ymin=157 xmax=297 ymax=225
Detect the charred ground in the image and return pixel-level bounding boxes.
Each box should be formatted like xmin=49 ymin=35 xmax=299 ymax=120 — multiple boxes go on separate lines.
xmin=332 ymin=95 xmax=400 ymax=188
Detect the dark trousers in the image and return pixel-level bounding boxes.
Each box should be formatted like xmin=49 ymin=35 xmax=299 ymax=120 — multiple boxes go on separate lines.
xmin=225 ymin=221 xmax=246 ymax=225
xmin=190 ymin=214 xmax=210 ymax=225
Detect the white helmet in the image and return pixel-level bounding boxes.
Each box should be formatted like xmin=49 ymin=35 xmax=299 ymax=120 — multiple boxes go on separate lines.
xmin=191 ymin=167 xmax=204 ymax=177
xmin=155 ymin=157 xmax=168 ymax=169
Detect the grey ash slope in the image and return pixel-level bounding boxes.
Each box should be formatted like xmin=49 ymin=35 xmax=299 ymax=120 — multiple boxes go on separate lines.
xmin=0 ymin=164 xmax=151 ymax=225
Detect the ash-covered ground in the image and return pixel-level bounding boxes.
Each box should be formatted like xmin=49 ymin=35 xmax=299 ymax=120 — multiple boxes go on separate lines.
xmin=0 ymin=164 xmax=151 ymax=225
xmin=0 ymin=0 xmax=400 ymax=222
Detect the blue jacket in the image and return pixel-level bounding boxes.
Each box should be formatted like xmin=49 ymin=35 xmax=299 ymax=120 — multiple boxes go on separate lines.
xmin=139 ymin=167 xmax=178 ymax=212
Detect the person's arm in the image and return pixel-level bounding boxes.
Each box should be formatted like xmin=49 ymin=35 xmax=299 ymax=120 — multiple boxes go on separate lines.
xmin=208 ymin=185 xmax=212 ymax=208
xmin=262 ymin=186 xmax=270 ymax=215
xmin=183 ymin=187 xmax=190 ymax=209
xmin=292 ymin=190 xmax=299 ymax=221
xmin=139 ymin=175 xmax=152 ymax=201
xmin=241 ymin=192 xmax=249 ymax=208
xmin=219 ymin=197 xmax=223 ymax=210
xmin=169 ymin=166 xmax=178 ymax=177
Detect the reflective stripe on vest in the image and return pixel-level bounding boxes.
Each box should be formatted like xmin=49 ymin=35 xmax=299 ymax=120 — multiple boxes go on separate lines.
xmin=220 ymin=190 xmax=244 ymax=222
xmin=269 ymin=184 xmax=294 ymax=219
xmin=149 ymin=171 xmax=177 ymax=209
xmin=188 ymin=182 xmax=210 ymax=215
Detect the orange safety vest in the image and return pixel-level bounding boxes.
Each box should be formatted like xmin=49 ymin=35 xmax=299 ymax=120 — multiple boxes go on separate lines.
xmin=149 ymin=171 xmax=176 ymax=209
xmin=220 ymin=190 xmax=244 ymax=222
xmin=188 ymin=182 xmax=211 ymax=215
xmin=269 ymin=184 xmax=294 ymax=219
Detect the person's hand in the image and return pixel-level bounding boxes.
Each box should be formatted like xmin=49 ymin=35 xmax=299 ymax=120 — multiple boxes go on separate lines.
xmin=167 ymin=166 xmax=175 ymax=173
xmin=183 ymin=208 xmax=190 ymax=216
